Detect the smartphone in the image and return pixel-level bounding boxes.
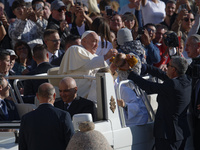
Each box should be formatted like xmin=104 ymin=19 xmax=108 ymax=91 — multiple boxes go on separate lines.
xmin=36 ymin=3 xmax=43 ymax=11
xmin=105 ymin=6 xmax=112 ymax=16
xmin=180 ymin=4 xmax=187 ymax=10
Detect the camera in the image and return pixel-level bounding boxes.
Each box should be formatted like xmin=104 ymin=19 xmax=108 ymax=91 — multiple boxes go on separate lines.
xmin=138 ymin=27 xmax=145 ymax=35
xmin=163 ymin=31 xmax=179 ymax=48
xmin=105 ymin=6 xmax=112 ymax=16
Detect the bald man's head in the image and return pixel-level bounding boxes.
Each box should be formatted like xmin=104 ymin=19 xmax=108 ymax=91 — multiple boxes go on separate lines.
xmin=59 ymin=77 xmax=77 ymax=103
xmin=37 ymin=83 xmax=56 ymax=104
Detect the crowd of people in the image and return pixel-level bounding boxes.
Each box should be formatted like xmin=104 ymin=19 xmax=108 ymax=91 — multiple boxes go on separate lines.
xmin=0 ymin=0 xmax=200 ymax=149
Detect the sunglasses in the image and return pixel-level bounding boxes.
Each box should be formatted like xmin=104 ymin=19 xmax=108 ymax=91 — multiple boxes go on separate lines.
xmin=183 ymin=18 xmax=195 ymax=22
xmin=147 ymin=28 xmax=156 ymax=33
xmin=57 ymin=8 xmax=66 ymax=12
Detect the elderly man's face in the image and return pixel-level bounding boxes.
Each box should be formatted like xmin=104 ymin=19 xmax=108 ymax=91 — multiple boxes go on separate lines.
xmin=0 ymin=55 xmax=10 ymax=75
xmin=59 ymin=81 xmax=77 ymax=103
xmin=185 ymin=37 xmax=200 ymax=58
xmin=82 ymin=32 xmax=99 ymax=54
xmin=166 ymin=60 xmax=177 ymax=79
xmin=51 ymin=6 xmax=66 ymax=21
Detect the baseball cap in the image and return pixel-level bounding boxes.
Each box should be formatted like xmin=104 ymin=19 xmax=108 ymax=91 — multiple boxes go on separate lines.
xmin=6 ymin=49 xmax=18 ymax=59
xmin=51 ymin=0 xmax=65 ymax=11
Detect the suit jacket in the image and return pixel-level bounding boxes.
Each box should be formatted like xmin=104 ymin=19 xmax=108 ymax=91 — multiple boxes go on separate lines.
xmin=54 ymin=96 xmax=95 ymax=120
xmin=128 ymin=65 xmax=192 ymax=142
xmin=24 ymin=62 xmax=53 ymax=97
xmin=19 ymin=104 xmax=74 ymax=150
xmin=51 ymin=53 xmax=64 ymax=66
xmin=186 ymin=59 xmax=200 ymax=118
xmin=0 ymin=99 xmax=20 ymax=121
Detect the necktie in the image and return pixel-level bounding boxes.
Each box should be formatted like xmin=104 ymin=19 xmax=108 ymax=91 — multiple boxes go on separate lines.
xmin=1 ymin=100 xmax=9 ymax=120
xmin=64 ymin=103 xmax=69 ymax=111
xmin=51 ymin=55 xmax=56 ymax=61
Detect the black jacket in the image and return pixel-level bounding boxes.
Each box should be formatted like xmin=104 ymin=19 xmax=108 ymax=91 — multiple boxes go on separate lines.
xmin=54 ymin=96 xmax=95 ymax=120
xmin=128 ymin=64 xmax=192 ymax=142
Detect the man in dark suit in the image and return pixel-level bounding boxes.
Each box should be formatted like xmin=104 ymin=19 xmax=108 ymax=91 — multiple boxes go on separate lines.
xmin=19 ymin=83 xmax=74 ymax=150
xmin=23 ymin=45 xmax=53 ymax=103
xmin=185 ymin=34 xmax=200 ymax=150
xmin=54 ymin=77 xmax=95 ymax=120
xmin=51 ymin=34 xmax=81 ymax=66
xmin=127 ymin=56 xmax=191 ymax=150
xmin=0 ymin=76 xmax=19 ymax=121
xmin=43 ymin=29 xmax=65 ymax=65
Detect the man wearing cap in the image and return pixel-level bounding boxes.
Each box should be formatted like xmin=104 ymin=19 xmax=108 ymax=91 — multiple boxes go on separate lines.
xmin=6 ymin=49 xmax=18 ymax=75
xmin=58 ymin=30 xmax=117 ymax=99
xmin=8 ymin=0 xmax=45 ymax=49
xmin=0 ymin=50 xmax=20 ymax=122
xmin=0 ymin=50 xmax=10 ymax=76
xmin=47 ymin=0 xmax=71 ymax=50
xmin=185 ymin=34 xmax=200 ymax=150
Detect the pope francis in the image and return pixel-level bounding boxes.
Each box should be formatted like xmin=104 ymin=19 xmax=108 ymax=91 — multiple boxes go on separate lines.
xmin=58 ymin=30 xmax=117 ymax=100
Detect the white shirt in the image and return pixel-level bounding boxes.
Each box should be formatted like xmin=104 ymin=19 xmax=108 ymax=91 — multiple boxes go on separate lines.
xmin=95 ymin=36 xmax=113 ymax=65
xmin=119 ymin=4 xmax=135 ymax=15
xmin=117 ymin=83 xmax=148 ymax=126
xmin=69 ymin=23 xmax=85 ymax=36
xmin=59 ymin=45 xmax=108 ymax=98
xmin=48 ymin=50 xmax=59 ymax=63
xmin=141 ymin=0 xmax=166 ymax=25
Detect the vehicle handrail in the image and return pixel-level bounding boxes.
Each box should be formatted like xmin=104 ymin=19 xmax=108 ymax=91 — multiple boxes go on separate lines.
xmin=116 ymin=79 xmax=155 ymax=125
xmin=5 ymin=75 xmax=96 ymax=80
xmin=8 ymin=74 xmax=95 ymax=104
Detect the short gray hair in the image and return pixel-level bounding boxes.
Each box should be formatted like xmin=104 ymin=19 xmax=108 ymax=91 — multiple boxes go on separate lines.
xmin=171 ymin=56 xmax=188 ymax=75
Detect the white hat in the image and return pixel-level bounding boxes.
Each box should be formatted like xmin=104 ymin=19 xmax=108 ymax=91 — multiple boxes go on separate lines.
xmin=81 ymin=30 xmax=95 ymax=40
xmin=6 ymin=49 xmax=18 ymax=59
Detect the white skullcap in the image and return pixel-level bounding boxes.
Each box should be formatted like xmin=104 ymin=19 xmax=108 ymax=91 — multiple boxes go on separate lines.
xmin=81 ymin=30 xmax=95 ymax=40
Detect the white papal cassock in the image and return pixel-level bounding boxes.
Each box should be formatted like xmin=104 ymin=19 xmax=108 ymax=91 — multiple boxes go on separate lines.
xmin=58 ymin=45 xmax=108 ymax=100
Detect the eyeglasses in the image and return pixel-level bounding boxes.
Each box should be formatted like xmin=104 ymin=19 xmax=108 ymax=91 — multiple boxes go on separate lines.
xmin=167 ymin=63 xmax=177 ymax=70
xmin=15 ymin=6 xmax=26 ymax=11
xmin=183 ymin=18 xmax=195 ymax=22
xmin=59 ymin=88 xmax=75 ymax=93
xmin=147 ymin=28 xmax=156 ymax=33
xmin=57 ymin=8 xmax=66 ymax=12
xmin=48 ymin=39 xmax=61 ymax=43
